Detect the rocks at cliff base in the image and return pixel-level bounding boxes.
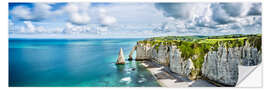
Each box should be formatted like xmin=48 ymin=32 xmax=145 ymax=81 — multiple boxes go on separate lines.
xmin=116 ymin=48 xmax=125 ymax=64
xmin=133 ymin=40 xmax=261 ymax=86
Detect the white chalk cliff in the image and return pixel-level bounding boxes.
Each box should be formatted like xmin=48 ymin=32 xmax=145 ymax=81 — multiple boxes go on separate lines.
xmin=130 ymin=41 xmax=261 ymax=86
xmin=116 ymin=48 xmax=125 ymax=64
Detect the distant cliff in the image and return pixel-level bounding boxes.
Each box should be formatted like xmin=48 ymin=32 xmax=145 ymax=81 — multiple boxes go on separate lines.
xmin=130 ymin=34 xmax=262 ymax=86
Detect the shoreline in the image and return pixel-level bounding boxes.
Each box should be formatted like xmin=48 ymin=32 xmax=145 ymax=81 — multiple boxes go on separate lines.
xmin=140 ymin=60 xmax=216 ymax=87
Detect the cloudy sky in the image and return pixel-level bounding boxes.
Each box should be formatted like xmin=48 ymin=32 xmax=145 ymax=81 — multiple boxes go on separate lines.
xmin=9 ymin=2 xmax=262 ymax=38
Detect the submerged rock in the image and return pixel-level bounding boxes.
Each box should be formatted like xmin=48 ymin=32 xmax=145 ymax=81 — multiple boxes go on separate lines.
xmin=137 ymin=78 xmax=146 ymax=83
xmin=120 ymin=77 xmax=131 ymax=84
xmin=116 ymin=48 xmax=125 ymax=64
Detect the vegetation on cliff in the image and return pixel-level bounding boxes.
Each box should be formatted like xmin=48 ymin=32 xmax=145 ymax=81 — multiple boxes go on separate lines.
xmin=137 ymin=34 xmax=262 ymax=79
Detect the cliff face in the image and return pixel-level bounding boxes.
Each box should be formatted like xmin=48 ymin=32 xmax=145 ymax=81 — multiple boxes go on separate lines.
xmin=202 ymin=43 xmax=261 ymax=85
xmin=168 ymin=46 xmax=195 ymax=77
xmin=135 ymin=43 xmax=152 ymax=60
xmin=135 ymin=43 xmax=195 ymax=77
xmin=133 ymin=37 xmax=261 ymax=86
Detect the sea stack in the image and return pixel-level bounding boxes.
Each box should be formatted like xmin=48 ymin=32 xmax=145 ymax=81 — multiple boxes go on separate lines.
xmin=116 ymin=48 xmax=125 ymax=64
xmin=128 ymin=46 xmax=136 ymax=60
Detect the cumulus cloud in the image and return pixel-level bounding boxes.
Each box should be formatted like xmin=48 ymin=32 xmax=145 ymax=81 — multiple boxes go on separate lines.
xmin=16 ymin=21 xmax=64 ymax=33
xmin=9 ymin=3 xmax=261 ymax=38
xmin=220 ymin=3 xmax=252 ymax=17
xmin=60 ymin=3 xmax=117 ymax=34
xmin=62 ymin=3 xmax=91 ymax=25
xmin=10 ymin=3 xmax=92 ymax=25
xmin=33 ymin=3 xmax=52 ymax=20
xmin=9 ymin=20 xmax=14 ymax=26
xmin=10 ymin=3 xmax=52 ymax=21
xmin=60 ymin=5 xmax=117 ymax=35
xmin=155 ymin=3 xmax=210 ymax=20
xmin=63 ymin=22 xmax=95 ymax=34
xmin=153 ymin=3 xmax=262 ymax=35
xmin=11 ymin=6 xmax=33 ymax=20
xmin=98 ymin=8 xmax=117 ymax=26
xmin=23 ymin=21 xmax=36 ymax=32
xmin=91 ymin=8 xmax=117 ymax=34
xmin=248 ymin=3 xmax=262 ymax=16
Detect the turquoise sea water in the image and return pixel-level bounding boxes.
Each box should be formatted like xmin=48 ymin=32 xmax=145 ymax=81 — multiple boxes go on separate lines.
xmin=9 ymin=38 xmax=160 ymax=87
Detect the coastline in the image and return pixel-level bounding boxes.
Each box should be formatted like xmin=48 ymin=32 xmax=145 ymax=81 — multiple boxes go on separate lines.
xmin=140 ymin=60 xmax=216 ymax=87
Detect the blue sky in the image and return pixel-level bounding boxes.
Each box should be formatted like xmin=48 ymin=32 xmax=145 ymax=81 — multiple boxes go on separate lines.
xmin=9 ymin=2 xmax=262 ymax=38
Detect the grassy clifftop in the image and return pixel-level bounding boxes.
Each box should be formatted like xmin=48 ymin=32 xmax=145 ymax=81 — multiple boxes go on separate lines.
xmin=138 ymin=34 xmax=261 ymax=79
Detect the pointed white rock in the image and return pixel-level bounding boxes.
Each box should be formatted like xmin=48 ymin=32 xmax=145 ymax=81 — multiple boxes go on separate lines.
xmin=116 ymin=48 xmax=125 ymax=64
xmin=128 ymin=46 xmax=136 ymax=60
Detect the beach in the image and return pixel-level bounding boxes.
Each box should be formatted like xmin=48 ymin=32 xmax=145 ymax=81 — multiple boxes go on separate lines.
xmin=9 ymin=38 xmax=160 ymax=87
xmin=140 ymin=60 xmax=216 ymax=87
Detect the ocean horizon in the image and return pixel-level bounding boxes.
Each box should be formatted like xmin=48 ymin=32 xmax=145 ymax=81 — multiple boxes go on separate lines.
xmin=8 ymin=2 xmax=262 ymax=87
xmin=9 ymin=38 xmax=160 ymax=87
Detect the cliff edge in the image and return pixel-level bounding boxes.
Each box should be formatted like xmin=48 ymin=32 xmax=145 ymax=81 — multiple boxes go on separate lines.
xmin=130 ymin=34 xmax=261 ymax=86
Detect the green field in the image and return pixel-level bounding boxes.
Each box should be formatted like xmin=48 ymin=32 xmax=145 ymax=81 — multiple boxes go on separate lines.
xmin=138 ymin=34 xmax=262 ymax=79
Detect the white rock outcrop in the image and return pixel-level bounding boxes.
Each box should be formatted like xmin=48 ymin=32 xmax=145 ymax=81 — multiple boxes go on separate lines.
xmin=135 ymin=43 xmax=152 ymax=60
xmin=133 ymin=41 xmax=261 ymax=86
xmin=201 ymin=43 xmax=262 ymax=86
xmin=128 ymin=46 xmax=136 ymax=60
xmin=135 ymin=43 xmax=195 ymax=76
xmin=202 ymin=46 xmax=239 ymax=86
xmin=116 ymin=48 xmax=125 ymax=64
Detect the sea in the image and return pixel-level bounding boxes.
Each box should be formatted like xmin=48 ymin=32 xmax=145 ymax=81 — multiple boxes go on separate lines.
xmin=9 ymin=38 xmax=160 ymax=87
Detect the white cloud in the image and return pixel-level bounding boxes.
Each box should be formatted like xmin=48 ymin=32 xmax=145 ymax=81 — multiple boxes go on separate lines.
xmin=32 ymin=3 xmax=52 ymax=20
xmin=210 ymin=3 xmax=234 ymax=24
xmin=220 ymin=3 xmax=252 ymax=17
xmin=9 ymin=20 xmax=14 ymax=26
xmin=98 ymin=8 xmax=117 ymax=26
xmin=16 ymin=21 xmax=65 ymax=34
xmin=63 ymin=3 xmax=91 ymax=25
xmin=9 ymin=3 xmax=261 ymax=38
xmin=91 ymin=3 xmax=165 ymax=24
xmin=100 ymin=16 xmax=116 ymax=26
xmin=63 ymin=22 xmax=94 ymax=34
xmin=10 ymin=3 xmax=92 ymax=24
xmin=23 ymin=21 xmax=35 ymax=32
xmin=153 ymin=3 xmax=262 ymax=35
xmin=11 ymin=3 xmax=52 ymax=21
xmin=155 ymin=3 xmax=210 ymax=20
xmin=248 ymin=3 xmax=262 ymax=15
xmin=11 ymin=6 xmax=32 ymax=20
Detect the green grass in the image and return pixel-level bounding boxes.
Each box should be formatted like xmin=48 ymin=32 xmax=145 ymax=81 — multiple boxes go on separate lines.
xmin=137 ymin=34 xmax=262 ymax=79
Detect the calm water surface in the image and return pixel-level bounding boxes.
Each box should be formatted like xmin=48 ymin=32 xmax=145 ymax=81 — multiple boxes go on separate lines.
xmin=9 ymin=38 xmax=160 ymax=87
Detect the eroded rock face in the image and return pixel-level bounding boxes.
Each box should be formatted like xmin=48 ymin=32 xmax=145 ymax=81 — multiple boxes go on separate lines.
xmin=128 ymin=46 xmax=136 ymax=60
xmin=202 ymin=46 xmax=239 ymax=86
xmin=151 ymin=44 xmax=170 ymax=66
xmin=135 ymin=43 xmax=195 ymax=76
xmin=135 ymin=43 xmax=152 ymax=60
xmin=241 ymin=43 xmax=262 ymax=66
xmin=134 ymin=42 xmax=261 ymax=86
xmin=169 ymin=46 xmax=194 ymax=76
xmin=201 ymin=43 xmax=262 ymax=86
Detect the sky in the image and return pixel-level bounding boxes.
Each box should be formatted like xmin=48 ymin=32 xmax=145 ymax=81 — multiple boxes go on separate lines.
xmin=8 ymin=2 xmax=262 ymax=38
